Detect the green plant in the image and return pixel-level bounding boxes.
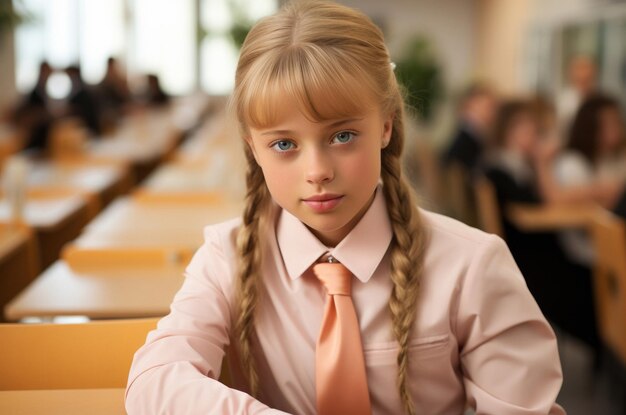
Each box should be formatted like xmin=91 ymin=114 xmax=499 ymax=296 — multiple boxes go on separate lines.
xmin=0 ymin=0 xmax=30 ymax=35
xmin=394 ymin=36 xmax=444 ymax=123
xmin=229 ymin=21 xmax=251 ymax=49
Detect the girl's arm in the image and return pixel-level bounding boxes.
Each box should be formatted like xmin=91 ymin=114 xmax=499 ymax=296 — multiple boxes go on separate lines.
xmin=125 ymin=226 xmax=290 ymax=415
xmin=456 ymin=235 xmax=565 ymax=415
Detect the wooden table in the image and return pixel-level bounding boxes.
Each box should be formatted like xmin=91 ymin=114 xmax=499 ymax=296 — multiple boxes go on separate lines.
xmin=4 ymin=260 xmax=185 ymax=321
xmin=71 ymin=196 xmax=243 ymax=260
xmin=140 ymin=157 xmax=245 ymax=200
xmin=0 ymin=195 xmax=90 ymax=269
xmin=506 ymin=203 xmax=599 ymax=232
xmin=25 ymin=160 xmax=132 ymax=209
xmin=81 ymin=106 xmax=193 ymax=183
xmin=0 ymin=388 xmax=125 ymax=415
xmin=0 ymin=223 xmax=38 ymax=322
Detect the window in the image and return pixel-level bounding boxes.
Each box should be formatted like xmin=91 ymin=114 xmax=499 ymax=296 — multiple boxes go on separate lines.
xmin=199 ymin=0 xmax=277 ymax=94
xmin=14 ymin=0 xmax=277 ymax=95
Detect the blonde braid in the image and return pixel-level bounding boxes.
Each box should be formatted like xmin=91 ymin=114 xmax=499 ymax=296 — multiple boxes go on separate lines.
xmin=382 ymin=101 xmax=427 ymax=415
xmin=234 ymin=145 xmax=271 ymax=396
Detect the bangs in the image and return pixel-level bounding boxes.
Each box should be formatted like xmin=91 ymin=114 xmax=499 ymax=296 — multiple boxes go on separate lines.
xmin=238 ymin=46 xmax=377 ymax=129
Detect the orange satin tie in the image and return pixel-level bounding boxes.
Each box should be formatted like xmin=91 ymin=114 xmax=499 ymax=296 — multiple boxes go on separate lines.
xmin=312 ymin=259 xmax=372 ymax=415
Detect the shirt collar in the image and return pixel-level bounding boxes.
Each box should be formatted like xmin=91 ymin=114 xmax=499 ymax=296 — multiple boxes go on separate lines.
xmin=275 ymin=185 xmax=392 ymax=283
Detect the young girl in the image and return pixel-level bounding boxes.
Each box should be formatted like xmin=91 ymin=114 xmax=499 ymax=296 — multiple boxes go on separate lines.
xmin=553 ymin=94 xmax=626 ymax=266
xmin=126 ymin=2 xmax=565 ymax=414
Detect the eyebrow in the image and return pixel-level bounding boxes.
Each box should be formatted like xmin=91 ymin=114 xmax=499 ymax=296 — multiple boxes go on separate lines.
xmin=260 ymin=117 xmax=364 ymax=136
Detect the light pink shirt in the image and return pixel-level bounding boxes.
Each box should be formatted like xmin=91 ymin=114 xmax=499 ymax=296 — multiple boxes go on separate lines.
xmin=126 ymin=187 xmax=565 ymax=414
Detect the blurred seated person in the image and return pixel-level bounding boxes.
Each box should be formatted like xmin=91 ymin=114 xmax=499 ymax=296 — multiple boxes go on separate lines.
xmin=11 ymin=61 xmax=54 ymax=152
xmin=143 ymin=74 xmax=170 ymax=107
xmin=442 ymin=83 xmax=498 ymax=173
xmin=557 ymin=55 xmax=598 ymax=132
xmin=482 ymin=100 xmax=599 ymax=354
xmin=97 ymin=57 xmax=132 ymax=114
xmin=553 ymin=94 xmax=626 ymax=266
xmin=65 ymin=65 xmax=103 ymax=136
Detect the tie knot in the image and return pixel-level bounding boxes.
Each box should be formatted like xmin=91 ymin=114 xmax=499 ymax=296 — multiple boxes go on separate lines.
xmin=312 ymin=262 xmax=352 ymax=296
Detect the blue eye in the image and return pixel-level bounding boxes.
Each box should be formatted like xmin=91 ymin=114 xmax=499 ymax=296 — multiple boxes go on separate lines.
xmin=332 ymin=131 xmax=355 ymax=144
xmin=271 ymin=140 xmax=295 ymax=152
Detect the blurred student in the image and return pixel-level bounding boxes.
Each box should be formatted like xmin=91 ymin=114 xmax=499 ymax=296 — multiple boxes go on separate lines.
xmin=143 ymin=74 xmax=170 ymax=106
xmin=557 ymin=55 xmax=598 ymax=131
xmin=98 ymin=57 xmax=132 ymax=112
xmin=442 ymin=83 xmax=498 ymax=173
xmin=482 ymin=100 xmax=599 ymax=353
xmin=65 ymin=65 xmax=103 ymax=136
xmin=11 ymin=61 xmax=54 ymax=151
xmin=553 ymin=94 xmax=626 ymax=266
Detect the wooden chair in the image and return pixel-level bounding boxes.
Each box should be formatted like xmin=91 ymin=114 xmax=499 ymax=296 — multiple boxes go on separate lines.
xmin=132 ymin=189 xmax=223 ymax=205
xmin=473 ymin=175 xmax=503 ymax=238
xmin=62 ymin=244 xmax=182 ymax=270
xmin=442 ymin=162 xmax=477 ymax=226
xmin=0 ymin=318 xmax=158 ymax=390
xmin=590 ymin=210 xmax=626 ymax=365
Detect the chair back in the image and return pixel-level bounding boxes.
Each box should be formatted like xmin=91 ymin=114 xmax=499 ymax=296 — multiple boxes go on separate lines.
xmin=0 ymin=318 xmax=158 ymax=390
xmin=443 ymin=162 xmax=477 ymax=226
xmin=590 ymin=210 xmax=626 ymax=365
xmin=474 ymin=175 xmax=504 ymax=238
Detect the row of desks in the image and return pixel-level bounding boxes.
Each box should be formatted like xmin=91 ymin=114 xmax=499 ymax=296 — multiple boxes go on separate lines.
xmin=0 ymin=95 xmax=218 ymax=319
xmin=0 ymin=95 xmax=227 ymax=411
xmin=4 ymin=196 xmax=243 ymax=320
xmin=2 ymin=98 xmax=245 ymax=322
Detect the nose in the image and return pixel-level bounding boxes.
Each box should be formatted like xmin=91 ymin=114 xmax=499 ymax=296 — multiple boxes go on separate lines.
xmin=305 ymin=148 xmax=334 ymax=184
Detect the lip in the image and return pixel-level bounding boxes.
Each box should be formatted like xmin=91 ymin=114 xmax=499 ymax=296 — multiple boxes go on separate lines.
xmin=302 ymin=194 xmax=344 ymax=213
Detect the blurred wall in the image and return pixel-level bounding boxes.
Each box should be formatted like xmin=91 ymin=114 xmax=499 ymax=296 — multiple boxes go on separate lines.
xmin=475 ymin=0 xmax=530 ymax=96
xmin=0 ymin=31 xmax=18 ymax=113
xmin=530 ymin=0 xmax=606 ymax=23
xmin=336 ymin=0 xmax=478 ymax=90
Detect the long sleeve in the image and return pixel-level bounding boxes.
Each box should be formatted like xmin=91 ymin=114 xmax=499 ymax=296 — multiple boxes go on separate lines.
xmin=125 ymin=225 xmax=290 ymax=415
xmin=455 ymin=235 xmax=566 ymax=415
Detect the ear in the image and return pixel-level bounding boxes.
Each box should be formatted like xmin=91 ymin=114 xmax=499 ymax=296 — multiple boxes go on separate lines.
xmin=381 ymin=114 xmax=393 ymax=148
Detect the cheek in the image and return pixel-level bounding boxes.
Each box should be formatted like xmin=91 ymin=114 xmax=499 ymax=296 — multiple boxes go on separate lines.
xmin=341 ymin=146 xmax=381 ymax=185
xmin=254 ymin=153 xmax=295 ymax=194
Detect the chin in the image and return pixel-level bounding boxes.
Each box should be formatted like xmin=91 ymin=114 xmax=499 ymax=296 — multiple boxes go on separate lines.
xmin=300 ymin=212 xmax=352 ymax=234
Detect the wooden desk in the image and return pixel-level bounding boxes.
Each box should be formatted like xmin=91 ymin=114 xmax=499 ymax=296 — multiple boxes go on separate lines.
xmin=73 ymin=196 xmax=243 ymax=258
xmin=140 ymin=158 xmax=245 ymax=200
xmin=0 ymin=195 xmax=89 ymax=268
xmin=82 ymin=107 xmax=187 ymax=182
xmin=0 ymin=388 xmax=125 ymax=415
xmin=4 ymin=260 xmax=185 ymax=321
xmin=26 ymin=160 xmax=132 ymax=208
xmin=506 ymin=204 xmax=599 ymax=232
xmin=0 ymin=223 xmax=38 ymax=322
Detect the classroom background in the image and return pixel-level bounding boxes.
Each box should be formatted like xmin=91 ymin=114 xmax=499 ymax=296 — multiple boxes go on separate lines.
xmin=1 ymin=0 xmax=626 ymax=413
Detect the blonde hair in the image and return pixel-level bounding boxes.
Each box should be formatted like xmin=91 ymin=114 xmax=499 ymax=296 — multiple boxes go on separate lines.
xmin=231 ymin=1 xmax=426 ymax=413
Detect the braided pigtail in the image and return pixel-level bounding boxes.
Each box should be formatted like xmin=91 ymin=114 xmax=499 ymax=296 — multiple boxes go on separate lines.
xmin=382 ymin=97 xmax=428 ymax=415
xmin=234 ymin=144 xmax=271 ymax=396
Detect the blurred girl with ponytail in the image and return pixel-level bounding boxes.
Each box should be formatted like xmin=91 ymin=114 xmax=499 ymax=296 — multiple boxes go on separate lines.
xmin=126 ymin=2 xmax=564 ymax=414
